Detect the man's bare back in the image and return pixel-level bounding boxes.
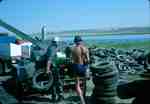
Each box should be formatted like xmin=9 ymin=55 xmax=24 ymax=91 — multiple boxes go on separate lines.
xmin=72 ymin=44 xmax=89 ymax=65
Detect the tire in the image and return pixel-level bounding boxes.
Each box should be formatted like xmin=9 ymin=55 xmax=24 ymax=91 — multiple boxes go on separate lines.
xmin=32 ymin=71 xmax=54 ymax=92
xmin=4 ymin=61 xmax=13 ymax=74
xmin=129 ymin=69 xmax=136 ymax=74
xmin=0 ymin=60 xmax=3 ymax=75
xmin=90 ymin=61 xmax=118 ymax=104
xmin=0 ymin=59 xmax=5 ymax=75
xmin=117 ymin=55 xmax=126 ymax=62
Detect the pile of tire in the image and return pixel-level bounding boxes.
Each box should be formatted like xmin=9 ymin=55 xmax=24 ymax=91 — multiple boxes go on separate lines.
xmin=90 ymin=61 xmax=119 ymax=104
xmin=89 ymin=47 xmax=147 ymax=78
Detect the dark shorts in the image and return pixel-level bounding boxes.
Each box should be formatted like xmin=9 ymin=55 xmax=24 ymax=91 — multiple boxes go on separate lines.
xmin=72 ymin=64 xmax=88 ymax=77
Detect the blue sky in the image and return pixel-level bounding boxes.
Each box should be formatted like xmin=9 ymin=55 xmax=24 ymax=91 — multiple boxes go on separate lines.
xmin=0 ymin=0 xmax=150 ymax=33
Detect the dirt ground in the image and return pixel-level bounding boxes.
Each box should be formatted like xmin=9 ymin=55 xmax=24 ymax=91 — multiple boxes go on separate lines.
xmin=0 ymin=76 xmax=134 ymax=104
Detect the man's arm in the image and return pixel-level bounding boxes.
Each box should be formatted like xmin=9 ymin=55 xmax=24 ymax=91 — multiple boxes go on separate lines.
xmin=46 ymin=60 xmax=52 ymax=73
xmin=82 ymin=46 xmax=90 ymax=64
xmin=86 ymin=48 xmax=90 ymax=63
xmin=46 ymin=46 xmax=53 ymax=73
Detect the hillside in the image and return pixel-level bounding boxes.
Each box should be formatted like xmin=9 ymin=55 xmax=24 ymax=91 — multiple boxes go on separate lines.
xmin=31 ymin=26 xmax=150 ymax=38
xmin=47 ymin=27 xmax=150 ymax=35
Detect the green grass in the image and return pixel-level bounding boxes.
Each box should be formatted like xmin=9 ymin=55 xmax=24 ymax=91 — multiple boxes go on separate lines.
xmin=60 ymin=32 xmax=150 ymax=36
xmin=95 ymin=32 xmax=150 ymax=35
xmin=88 ymin=40 xmax=150 ymax=50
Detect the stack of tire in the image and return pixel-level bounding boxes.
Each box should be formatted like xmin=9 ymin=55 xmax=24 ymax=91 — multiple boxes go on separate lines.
xmin=90 ymin=61 xmax=119 ymax=104
xmin=89 ymin=47 xmax=146 ymax=76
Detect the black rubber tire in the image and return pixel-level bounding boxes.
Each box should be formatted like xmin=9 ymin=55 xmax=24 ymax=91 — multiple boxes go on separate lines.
xmin=90 ymin=61 xmax=118 ymax=104
xmin=0 ymin=61 xmax=3 ymax=75
xmin=32 ymin=71 xmax=53 ymax=92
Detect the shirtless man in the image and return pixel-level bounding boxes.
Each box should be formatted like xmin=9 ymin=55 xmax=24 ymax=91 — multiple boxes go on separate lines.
xmin=71 ymin=35 xmax=89 ymax=104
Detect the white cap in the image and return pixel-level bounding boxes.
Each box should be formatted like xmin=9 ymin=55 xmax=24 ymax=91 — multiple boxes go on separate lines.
xmin=52 ymin=36 xmax=60 ymax=42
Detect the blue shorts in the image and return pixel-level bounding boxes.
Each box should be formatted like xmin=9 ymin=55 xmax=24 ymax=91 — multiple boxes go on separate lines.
xmin=72 ymin=64 xmax=88 ymax=77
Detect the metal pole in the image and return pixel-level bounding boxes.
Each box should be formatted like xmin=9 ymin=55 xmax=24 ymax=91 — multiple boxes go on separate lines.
xmin=41 ymin=25 xmax=46 ymax=41
xmin=0 ymin=19 xmax=36 ymax=44
xmin=148 ymin=0 xmax=150 ymax=26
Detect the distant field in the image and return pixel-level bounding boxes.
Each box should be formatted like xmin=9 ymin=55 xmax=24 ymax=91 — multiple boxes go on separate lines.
xmin=87 ymin=40 xmax=150 ymax=50
xmin=46 ymin=32 xmax=150 ymax=37
xmin=69 ymin=32 xmax=150 ymax=36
